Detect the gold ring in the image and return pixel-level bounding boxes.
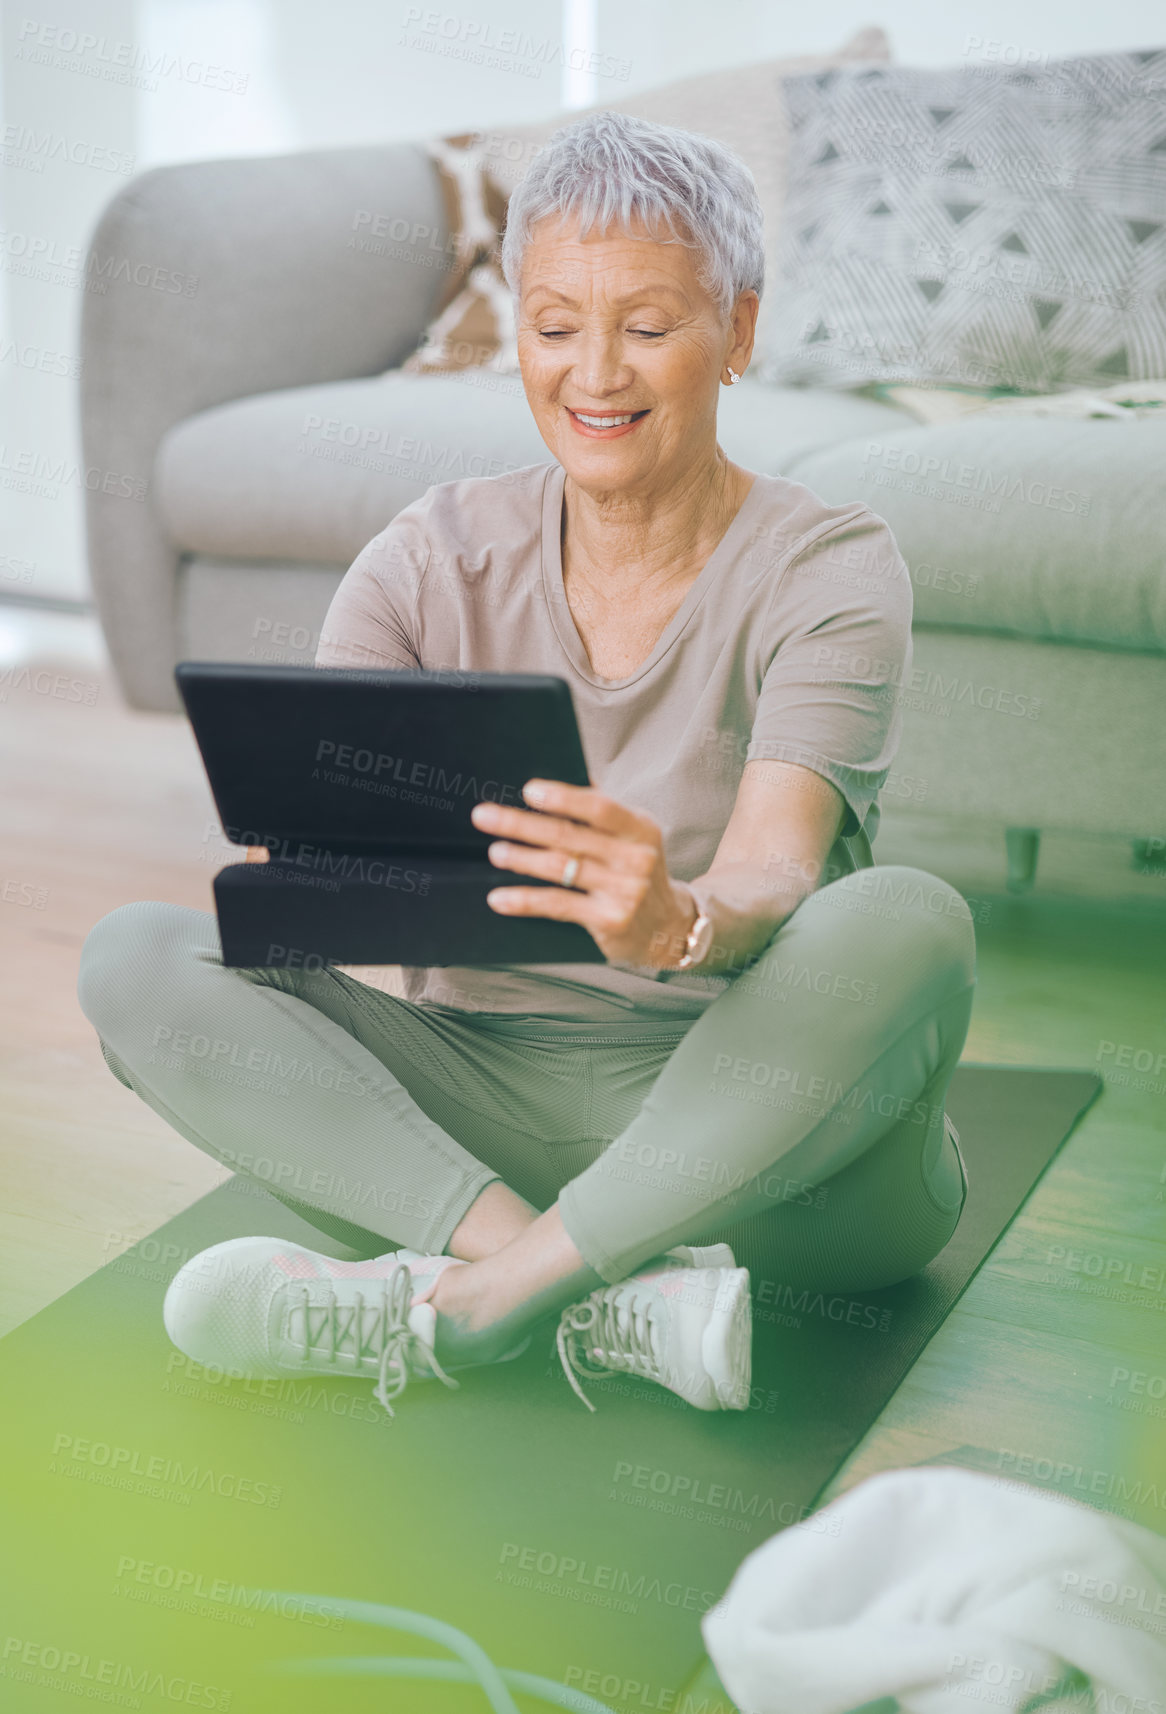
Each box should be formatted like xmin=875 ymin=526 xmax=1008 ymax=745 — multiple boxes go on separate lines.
xmin=561 ymin=855 xmax=581 ymax=889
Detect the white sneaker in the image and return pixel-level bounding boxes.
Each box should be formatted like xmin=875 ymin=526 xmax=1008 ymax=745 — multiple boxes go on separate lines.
xmin=556 ymin=1262 xmax=752 ymax=1413
xmin=163 ymin=1238 xmax=473 ymax=1416
xmin=638 ymin=1241 xmax=737 ymax=1274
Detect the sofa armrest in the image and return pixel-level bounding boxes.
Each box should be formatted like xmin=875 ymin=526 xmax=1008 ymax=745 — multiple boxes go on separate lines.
xmin=81 ymin=141 xmax=448 ymax=710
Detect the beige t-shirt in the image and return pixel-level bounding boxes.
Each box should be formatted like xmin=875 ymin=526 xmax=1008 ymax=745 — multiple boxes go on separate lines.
xmin=316 ymin=460 xmax=912 ymax=1023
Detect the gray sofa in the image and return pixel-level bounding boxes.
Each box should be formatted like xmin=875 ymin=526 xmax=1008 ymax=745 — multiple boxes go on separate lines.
xmin=81 ymin=132 xmax=1166 ymax=890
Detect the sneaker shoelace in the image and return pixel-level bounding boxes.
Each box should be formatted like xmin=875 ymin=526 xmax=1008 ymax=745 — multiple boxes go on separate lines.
xmin=555 ymin=1286 xmax=660 ymax=1413
xmin=292 ymin=1263 xmax=458 ymax=1418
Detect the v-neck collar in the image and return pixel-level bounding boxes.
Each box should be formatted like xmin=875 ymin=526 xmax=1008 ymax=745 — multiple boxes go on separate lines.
xmin=540 ymin=461 xmax=768 ymax=691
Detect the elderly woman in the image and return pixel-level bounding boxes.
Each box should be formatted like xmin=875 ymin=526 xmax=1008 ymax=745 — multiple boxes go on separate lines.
xmin=78 ymin=112 xmax=974 ymax=1417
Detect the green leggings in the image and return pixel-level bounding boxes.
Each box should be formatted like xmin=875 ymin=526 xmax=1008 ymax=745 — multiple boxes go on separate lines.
xmin=77 ymin=865 xmax=974 ymax=1292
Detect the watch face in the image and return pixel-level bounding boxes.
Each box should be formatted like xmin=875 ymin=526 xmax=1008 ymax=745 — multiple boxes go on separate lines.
xmin=689 ymin=913 xmax=714 ymax=965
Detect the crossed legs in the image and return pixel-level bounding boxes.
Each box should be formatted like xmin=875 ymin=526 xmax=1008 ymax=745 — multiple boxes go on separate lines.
xmin=78 ymin=865 xmax=975 ymax=1360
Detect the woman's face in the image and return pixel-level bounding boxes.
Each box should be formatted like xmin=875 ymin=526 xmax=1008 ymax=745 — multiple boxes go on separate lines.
xmin=516 ymin=209 xmax=755 ymax=498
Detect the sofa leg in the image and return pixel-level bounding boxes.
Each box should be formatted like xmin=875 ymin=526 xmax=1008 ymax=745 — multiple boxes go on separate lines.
xmin=1004 ymin=828 xmax=1040 ymax=894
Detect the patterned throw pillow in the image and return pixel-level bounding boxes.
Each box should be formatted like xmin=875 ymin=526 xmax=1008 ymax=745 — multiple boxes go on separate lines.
xmin=400 ymin=28 xmax=892 ymax=377
xmin=400 ymin=133 xmax=519 ymax=376
xmin=760 ymin=50 xmax=1166 ymax=392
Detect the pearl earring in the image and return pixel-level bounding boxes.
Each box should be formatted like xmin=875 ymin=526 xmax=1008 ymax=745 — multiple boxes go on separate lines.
xmin=726 ymin=367 xmax=741 ymax=384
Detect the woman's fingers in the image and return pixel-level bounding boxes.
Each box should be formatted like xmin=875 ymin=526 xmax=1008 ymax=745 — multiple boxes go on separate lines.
xmin=486 ymin=884 xmax=586 ymax=918
xmin=477 ymin=779 xmax=677 ymax=958
xmin=486 ymin=883 xmax=631 ymax=934
xmin=475 ymin=803 xmax=608 ymax=860
xmin=487 ymin=841 xmax=592 ymax=888
xmin=472 ymin=783 xmax=660 ymax=873
xmin=486 ymin=834 xmax=658 ymax=886
xmin=521 ymin=778 xmax=634 ymax=826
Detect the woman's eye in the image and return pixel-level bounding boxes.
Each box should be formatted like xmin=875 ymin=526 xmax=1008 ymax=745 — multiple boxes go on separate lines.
xmin=535 ymin=327 xmax=666 ymax=339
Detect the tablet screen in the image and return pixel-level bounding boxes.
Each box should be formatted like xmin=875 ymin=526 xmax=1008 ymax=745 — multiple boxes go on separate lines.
xmin=176 ymin=663 xmax=591 ymax=856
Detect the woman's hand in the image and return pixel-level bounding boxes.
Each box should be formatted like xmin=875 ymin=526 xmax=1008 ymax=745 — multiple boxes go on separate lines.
xmin=471 ymin=780 xmax=696 ymax=968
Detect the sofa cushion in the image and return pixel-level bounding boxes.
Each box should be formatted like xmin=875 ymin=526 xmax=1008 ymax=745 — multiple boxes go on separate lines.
xmin=154 ymin=370 xmax=906 ymax=565
xmin=784 ymin=416 xmax=1166 ymax=652
xmin=761 ymin=50 xmax=1166 ymax=392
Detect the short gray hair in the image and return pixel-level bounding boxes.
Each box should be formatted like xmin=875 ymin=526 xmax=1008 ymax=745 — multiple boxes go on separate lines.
xmin=499 ymin=109 xmax=764 ymax=324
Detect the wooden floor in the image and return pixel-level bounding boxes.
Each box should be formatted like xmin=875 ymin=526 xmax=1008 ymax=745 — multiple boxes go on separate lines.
xmin=2 ymin=610 xmax=1165 ymax=1555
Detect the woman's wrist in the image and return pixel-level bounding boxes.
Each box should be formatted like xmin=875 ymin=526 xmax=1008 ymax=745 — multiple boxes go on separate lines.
xmin=662 ymin=869 xmax=807 ymax=976
xmin=657 ymin=882 xmax=702 ymax=970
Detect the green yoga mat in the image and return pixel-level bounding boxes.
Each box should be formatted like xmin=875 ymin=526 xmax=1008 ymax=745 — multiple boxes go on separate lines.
xmin=0 ymin=1066 xmax=1098 ymax=1714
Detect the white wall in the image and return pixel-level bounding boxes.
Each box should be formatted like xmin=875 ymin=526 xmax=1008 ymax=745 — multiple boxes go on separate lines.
xmin=1 ymin=0 xmax=1163 ymax=601
xmin=614 ymin=0 xmax=1166 ymax=83
xmin=0 ymin=0 xmax=136 ymax=603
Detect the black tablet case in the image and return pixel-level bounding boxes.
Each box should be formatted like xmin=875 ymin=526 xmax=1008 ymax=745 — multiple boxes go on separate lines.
xmin=176 ymin=663 xmax=606 ymax=968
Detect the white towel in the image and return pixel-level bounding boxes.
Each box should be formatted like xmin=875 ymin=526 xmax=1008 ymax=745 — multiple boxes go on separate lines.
xmin=702 ymin=1467 xmax=1166 ymax=1714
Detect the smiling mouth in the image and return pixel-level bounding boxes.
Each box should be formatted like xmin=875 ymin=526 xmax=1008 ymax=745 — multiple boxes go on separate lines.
xmin=568 ymin=408 xmax=650 ymax=428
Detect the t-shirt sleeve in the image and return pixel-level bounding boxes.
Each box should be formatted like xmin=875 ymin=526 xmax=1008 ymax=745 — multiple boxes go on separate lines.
xmin=314 ymin=504 xmax=433 ymax=671
xmin=744 ymin=507 xmax=913 ymax=839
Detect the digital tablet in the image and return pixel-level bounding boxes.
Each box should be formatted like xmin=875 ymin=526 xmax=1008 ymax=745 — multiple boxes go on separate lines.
xmin=175 ymin=662 xmax=604 ymax=967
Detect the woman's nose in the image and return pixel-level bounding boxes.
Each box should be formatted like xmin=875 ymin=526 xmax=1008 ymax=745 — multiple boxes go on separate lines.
xmin=572 ymin=330 xmax=634 ymax=395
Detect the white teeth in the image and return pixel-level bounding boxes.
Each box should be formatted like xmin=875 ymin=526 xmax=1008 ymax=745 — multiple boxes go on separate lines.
xmin=574 ymin=411 xmax=640 ymax=427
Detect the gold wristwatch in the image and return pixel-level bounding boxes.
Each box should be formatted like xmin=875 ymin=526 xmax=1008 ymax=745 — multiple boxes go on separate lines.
xmin=676 ymin=893 xmax=714 ymax=970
